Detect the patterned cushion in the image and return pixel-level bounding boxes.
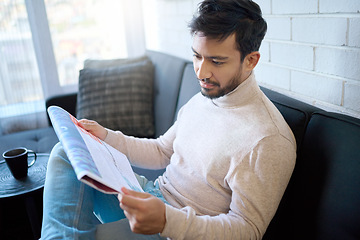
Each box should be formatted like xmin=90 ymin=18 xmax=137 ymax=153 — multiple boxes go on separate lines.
xmin=76 ymin=57 xmax=155 ymax=138
xmin=83 ymin=55 xmax=148 ymax=69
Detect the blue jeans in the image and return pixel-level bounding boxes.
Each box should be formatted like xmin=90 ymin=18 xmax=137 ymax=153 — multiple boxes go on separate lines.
xmin=41 ymin=143 xmax=167 ymax=240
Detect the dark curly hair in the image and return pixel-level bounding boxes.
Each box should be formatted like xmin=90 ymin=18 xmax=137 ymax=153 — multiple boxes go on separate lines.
xmin=189 ymin=0 xmax=267 ymax=62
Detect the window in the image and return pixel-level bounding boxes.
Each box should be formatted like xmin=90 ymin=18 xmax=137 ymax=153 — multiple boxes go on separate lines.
xmin=0 ymin=0 xmax=44 ymax=118
xmin=0 ymin=0 xmax=144 ymax=124
xmin=44 ymin=0 xmax=128 ymax=86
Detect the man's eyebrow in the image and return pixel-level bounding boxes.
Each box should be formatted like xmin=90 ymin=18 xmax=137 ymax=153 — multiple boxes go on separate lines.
xmin=191 ymin=47 xmax=229 ymax=60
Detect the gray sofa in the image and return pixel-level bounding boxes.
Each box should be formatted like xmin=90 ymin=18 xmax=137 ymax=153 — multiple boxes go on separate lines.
xmin=1 ymin=50 xmax=359 ymax=239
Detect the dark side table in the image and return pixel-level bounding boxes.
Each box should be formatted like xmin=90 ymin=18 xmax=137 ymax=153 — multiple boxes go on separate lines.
xmin=0 ymin=153 xmax=49 ymax=240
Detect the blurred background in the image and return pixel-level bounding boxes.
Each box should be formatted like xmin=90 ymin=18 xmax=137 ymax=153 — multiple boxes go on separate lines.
xmin=0 ymin=0 xmax=359 ymax=136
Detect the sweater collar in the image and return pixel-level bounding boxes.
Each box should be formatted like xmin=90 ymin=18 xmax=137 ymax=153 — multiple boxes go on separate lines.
xmin=211 ymin=72 xmax=260 ymax=108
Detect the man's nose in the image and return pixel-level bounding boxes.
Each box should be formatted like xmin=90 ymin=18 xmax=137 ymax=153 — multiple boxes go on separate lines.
xmin=196 ymin=61 xmax=212 ymax=80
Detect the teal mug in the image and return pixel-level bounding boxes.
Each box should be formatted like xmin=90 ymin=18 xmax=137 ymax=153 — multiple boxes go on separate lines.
xmin=2 ymin=147 xmax=37 ymax=179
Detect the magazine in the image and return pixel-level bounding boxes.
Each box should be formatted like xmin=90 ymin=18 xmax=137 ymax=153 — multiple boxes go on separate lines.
xmin=47 ymin=106 xmax=143 ymax=194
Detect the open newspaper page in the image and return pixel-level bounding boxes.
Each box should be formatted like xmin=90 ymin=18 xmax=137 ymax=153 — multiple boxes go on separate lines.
xmin=48 ymin=106 xmax=143 ymax=194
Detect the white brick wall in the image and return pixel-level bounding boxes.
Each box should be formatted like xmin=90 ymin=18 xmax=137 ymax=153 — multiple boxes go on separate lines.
xmin=265 ymin=17 xmax=291 ymax=40
xmin=315 ymin=47 xmax=360 ymax=80
xmin=142 ymin=0 xmax=360 ymax=118
xmin=271 ymin=42 xmax=314 ymax=70
xmin=292 ymin=17 xmax=348 ymax=45
xmin=291 ymin=71 xmax=343 ymax=105
xmin=272 ymin=0 xmax=318 ymax=14
xmin=255 ymin=0 xmax=360 ymax=118
xmin=319 ymin=0 xmax=360 ymax=13
xmin=254 ymin=63 xmax=291 ymax=89
xmin=349 ymin=18 xmax=360 ymax=47
xmin=344 ymin=81 xmax=360 ymax=112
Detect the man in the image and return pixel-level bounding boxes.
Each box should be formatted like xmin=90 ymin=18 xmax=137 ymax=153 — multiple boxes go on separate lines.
xmin=41 ymin=0 xmax=296 ymax=239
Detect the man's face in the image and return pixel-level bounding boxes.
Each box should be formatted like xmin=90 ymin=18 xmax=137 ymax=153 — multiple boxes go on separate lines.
xmin=192 ymin=33 xmax=248 ymax=99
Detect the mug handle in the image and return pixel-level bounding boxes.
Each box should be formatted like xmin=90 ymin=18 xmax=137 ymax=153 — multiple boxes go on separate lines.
xmin=27 ymin=150 xmax=37 ymax=167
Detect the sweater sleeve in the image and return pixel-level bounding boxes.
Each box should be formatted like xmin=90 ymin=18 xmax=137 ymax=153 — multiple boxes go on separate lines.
xmin=103 ymin=123 xmax=177 ymax=170
xmin=160 ymin=135 xmax=296 ymax=240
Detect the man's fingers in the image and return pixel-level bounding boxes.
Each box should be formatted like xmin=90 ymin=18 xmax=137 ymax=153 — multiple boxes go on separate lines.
xmin=117 ymin=188 xmax=166 ymax=235
xmin=119 ymin=201 xmax=132 ymax=214
xmin=77 ymin=119 xmax=107 ymax=140
xmin=121 ymin=187 xmax=150 ymax=199
xmin=78 ymin=119 xmax=95 ymax=131
xmin=119 ymin=188 xmax=151 ymax=210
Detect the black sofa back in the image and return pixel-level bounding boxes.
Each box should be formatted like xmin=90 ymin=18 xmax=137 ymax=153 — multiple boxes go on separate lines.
xmin=293 ymin=112 xmax=360 ymax=239
xmin=261 ymin=91 xmax=360 ymax=239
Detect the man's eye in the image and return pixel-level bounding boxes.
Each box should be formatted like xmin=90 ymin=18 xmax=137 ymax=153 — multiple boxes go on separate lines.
xmin=213 ymin=60 xmax=224 ymax=66
xmin=193 ymin=54 xmax=202 ymax=60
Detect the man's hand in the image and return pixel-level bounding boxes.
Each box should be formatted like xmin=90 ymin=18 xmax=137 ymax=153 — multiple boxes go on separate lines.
xmin=118 ymin=187 xmax=166 ymax=235
xmin=78 ymin=119 xmax=108 ymax=141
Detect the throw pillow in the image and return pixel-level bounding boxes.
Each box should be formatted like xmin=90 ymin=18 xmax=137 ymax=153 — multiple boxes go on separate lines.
xmin=83 ymin=55 xmax=148 ymax=69
xmin=76 ymin=58 xmax=155 ymax=138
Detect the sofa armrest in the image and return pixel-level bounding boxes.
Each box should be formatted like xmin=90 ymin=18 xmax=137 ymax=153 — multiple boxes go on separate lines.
xmin=46 ymin=92 xmax=78 ymax=125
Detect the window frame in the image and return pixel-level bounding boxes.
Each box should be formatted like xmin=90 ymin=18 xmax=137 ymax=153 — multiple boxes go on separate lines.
xmin=25 ymin=0 xmax=146 ymax=100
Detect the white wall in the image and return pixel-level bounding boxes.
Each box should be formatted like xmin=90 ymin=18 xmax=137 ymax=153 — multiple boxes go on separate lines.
xmin=142 ymin=0 xmax=198 ymax=60
xmin=255 ymin=0 xmax=360 ymax=118
xmin=142 ymin=0 xmax=360 ymax=119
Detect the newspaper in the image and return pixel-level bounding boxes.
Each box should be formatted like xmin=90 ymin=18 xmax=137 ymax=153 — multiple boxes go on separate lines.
xmin=48 ymin=106 xmax=143 ymax=194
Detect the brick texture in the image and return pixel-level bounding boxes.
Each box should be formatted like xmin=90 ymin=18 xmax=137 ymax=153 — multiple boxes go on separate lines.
xmin=142 ymin=0 xmax=360 ymax=118
xmin=319 ymin=0 xmax=360 ymax=13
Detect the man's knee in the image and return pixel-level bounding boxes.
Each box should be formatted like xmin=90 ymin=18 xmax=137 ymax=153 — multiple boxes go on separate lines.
xmin=47 ymin=142 xmax=71 ymax=170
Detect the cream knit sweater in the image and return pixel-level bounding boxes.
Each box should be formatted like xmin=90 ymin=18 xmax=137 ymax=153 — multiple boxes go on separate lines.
xmin=105 ymin=72 xmax=296 ymax=240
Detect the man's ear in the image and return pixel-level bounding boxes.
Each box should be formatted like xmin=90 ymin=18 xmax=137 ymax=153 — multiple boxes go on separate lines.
xmin=244 ymin=51 xmax=260 ymax=71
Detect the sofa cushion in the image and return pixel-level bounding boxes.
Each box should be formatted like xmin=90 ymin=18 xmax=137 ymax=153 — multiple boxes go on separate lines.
xmin=264 ymin=111 xmax=360 ymax=239
xmin=174 ymin=63 xmax=201 ymax=120
xmin=76 ymin=58 xmax=155 ymax=138
xmin=0 ymin=127 xmax=58 ymax=155
xmin=129 ymin=52 xmax=190 ymax=181
xmin=83 ymin=55 xmax=148 ymax=69
xmin=291 ymin=111 xmax=360 ymax=239
xmin=146 ymin=50 xmax=189 ymax=137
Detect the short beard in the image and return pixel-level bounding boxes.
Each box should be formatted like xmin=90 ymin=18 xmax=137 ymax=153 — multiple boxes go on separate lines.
xmin=200 ymin=71 xmax=243 ymax=99
xmin=201 ymin=87 xmax=231 ymax=99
